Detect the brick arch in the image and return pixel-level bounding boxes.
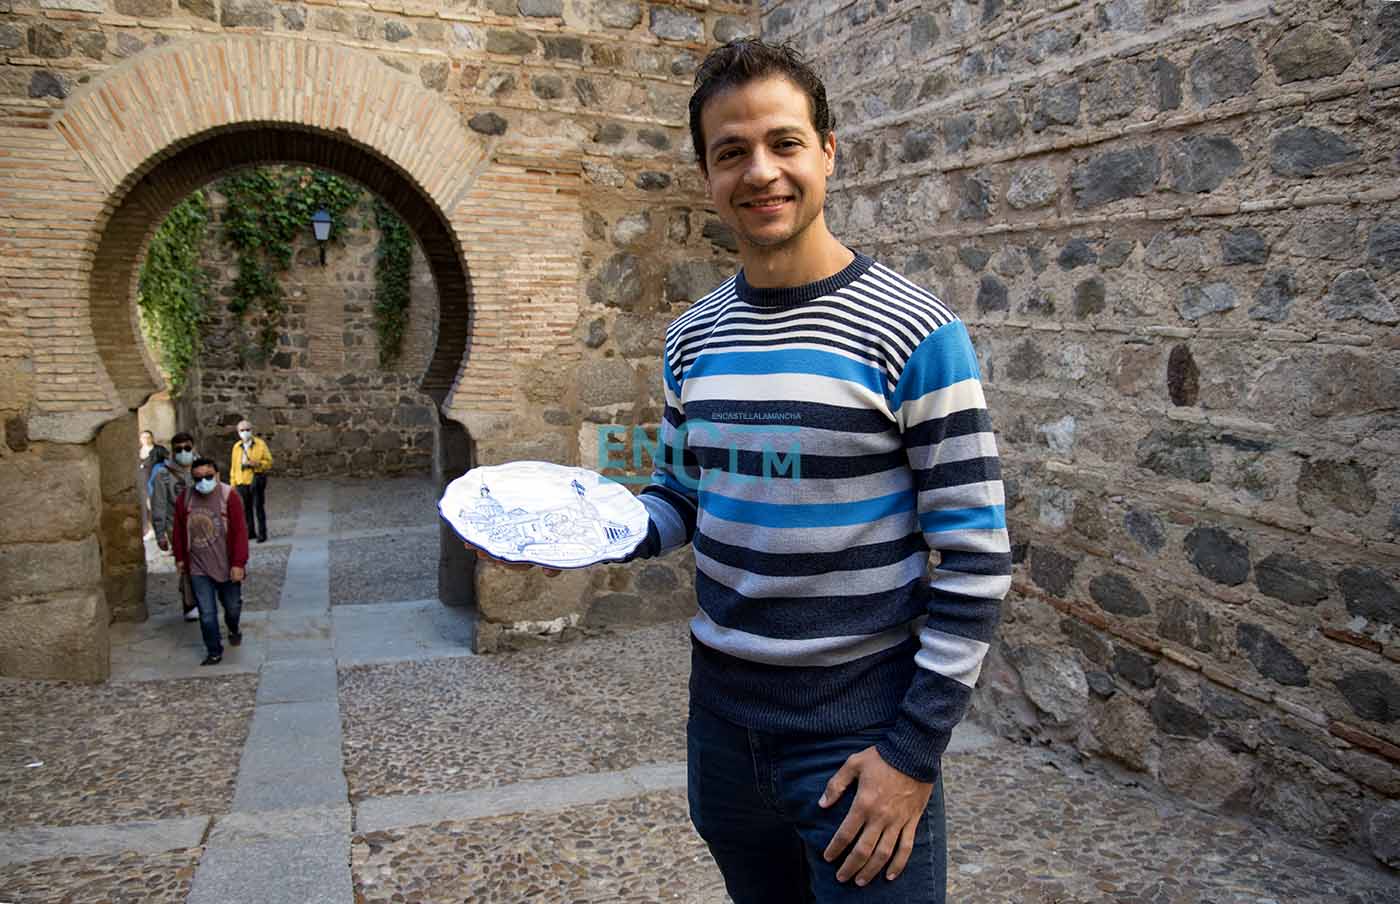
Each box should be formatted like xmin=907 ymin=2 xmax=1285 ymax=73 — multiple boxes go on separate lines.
xmin=54 ymin=34 xmax=491 ymax=410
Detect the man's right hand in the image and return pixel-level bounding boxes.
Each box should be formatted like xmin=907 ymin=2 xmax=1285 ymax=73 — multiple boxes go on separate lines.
xmin=157 ymin=536 xmax=169 ymax=551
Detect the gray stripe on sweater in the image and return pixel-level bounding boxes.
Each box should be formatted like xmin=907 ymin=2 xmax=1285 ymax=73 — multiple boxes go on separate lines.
xmin=917 ymin=480 xmax=1004 ymax=511
xmin=914 ymin=626 xmax=990 ymax=687
xmin=691 ymin=608 xmax=923 ymax=667
xmin=906 ymin=432 xmax=999 ymax=470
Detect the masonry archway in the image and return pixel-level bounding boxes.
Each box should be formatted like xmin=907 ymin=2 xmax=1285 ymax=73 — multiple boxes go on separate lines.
xmin=23 ymin=34 xmax=566 ymax=677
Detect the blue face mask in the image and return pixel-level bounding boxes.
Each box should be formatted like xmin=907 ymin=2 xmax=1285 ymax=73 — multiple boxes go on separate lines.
xmin=194 ymin=477 xmax=217 ymax=495
xmin=175 ymin=451 xmax=195 ymax=467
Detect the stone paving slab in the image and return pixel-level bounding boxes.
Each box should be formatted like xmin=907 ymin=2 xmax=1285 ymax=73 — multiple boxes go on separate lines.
xmin=256 ymin=657 xmax=338 ymax=704
xmin=338 ymin=623 xmax=691 ymax=800
xmin=0 ymin=675 xmax=257 ymax=829
xmin=355 ymin=762 xmax=688 ymax=833
xmin=352 ymin=790 xmax=727 ymax=904
xmin=232 ymin=700 xmax=347 ymax=813
xmin=0 ymin=816 xmax=209 ymax=866
xmin=329 ymin=532 xmax=437 ymax=607
xmin=207 ymin=804 xmax=351 ymax=846
xmin=332 ymin=599 xmax=474 ymax=664
xmin=188 ymin=833 xmax=351 ymax=904
xmin=0 ymin=848 xmax=200 ymax=904
xmin=281 ymin=544 xmax=330 ymax=612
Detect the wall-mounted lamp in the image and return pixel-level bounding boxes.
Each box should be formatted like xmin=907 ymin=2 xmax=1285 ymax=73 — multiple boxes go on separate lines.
xmin=311 ymin=208 xmax=332 ymax=266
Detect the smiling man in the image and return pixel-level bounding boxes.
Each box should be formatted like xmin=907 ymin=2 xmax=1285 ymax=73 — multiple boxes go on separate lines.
xmin=629 ymin=39 xmax=1012 ymax=902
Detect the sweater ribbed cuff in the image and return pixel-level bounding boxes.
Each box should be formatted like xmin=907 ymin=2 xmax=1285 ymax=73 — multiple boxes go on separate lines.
xmin=875 ymin=717 xmax=949 ymax=784
xmin=639 ymin=492 xmax=688 ymax=554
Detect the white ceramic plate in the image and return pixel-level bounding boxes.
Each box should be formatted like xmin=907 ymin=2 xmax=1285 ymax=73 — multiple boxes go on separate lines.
xmin=439 ymin=461 xmax=648 ymax=568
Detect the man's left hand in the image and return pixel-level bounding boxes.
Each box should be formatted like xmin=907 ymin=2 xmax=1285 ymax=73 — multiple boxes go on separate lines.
xmin=230 ymin=566 xmax=245 ymax=582
xmin=819 ymin=746 xmax=933 ymax=886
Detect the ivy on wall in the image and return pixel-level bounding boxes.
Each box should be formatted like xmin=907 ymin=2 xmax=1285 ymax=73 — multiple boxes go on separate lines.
xmin=136 ymin=190 xmax=210 ymax=396
xmin=140 ymin=167 xmax=418 ymax=380
xmin=372 ymin=199 xmax=413 ymax=367
xmin=217 ymin=167 xmax=364 ymax=360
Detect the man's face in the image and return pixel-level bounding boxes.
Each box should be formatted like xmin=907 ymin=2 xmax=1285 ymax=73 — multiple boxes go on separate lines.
xmin=699 ymin=75 xmax=836 ymax=253
xmin=192 ymin=465 xmax=217 ymax=483
xmin=237 ymin=421 xmax=252 ymax=434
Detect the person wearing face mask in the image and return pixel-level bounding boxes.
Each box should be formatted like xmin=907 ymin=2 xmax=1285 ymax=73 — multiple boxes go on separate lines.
xmin=172 ymin=457 xmax=249 ymax=666
xmin=151 ymin=431 xmax=202 ymax=621
xmin=229 ymin=417 xmax=273 ymax=544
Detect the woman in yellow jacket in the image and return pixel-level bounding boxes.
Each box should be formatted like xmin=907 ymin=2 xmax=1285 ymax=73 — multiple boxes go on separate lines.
xmin=231 ymin=418 xmax=274 ymax=543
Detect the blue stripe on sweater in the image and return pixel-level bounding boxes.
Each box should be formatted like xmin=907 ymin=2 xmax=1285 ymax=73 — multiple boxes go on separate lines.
xmin=686 ymin=348 xmax=886 ymax=396
xmin=918 ymin=504 xmax=1006 ymax=534
xmin=889 ymin=321 xmax=981 ymax=409
xmin=699 ymin=488 xmax=916 ymax=528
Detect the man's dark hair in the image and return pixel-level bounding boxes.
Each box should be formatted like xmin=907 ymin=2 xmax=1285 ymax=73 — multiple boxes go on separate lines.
xmin=171 ymin=431 xmax=194 ymax=447
xmin=689 ymin=38 xmax=833 ymax=173
xmin=191 ymin=457 xmax=218 ymax=475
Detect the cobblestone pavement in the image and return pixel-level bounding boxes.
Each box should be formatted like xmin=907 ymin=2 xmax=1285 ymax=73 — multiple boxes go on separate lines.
xmin=339 ymin=623 xmax=689 ymax=799
xmin=353 ymin=792 xmax=726 ymax=904
xmin=329 ymin=476 xmax=438 ymax=535
xmin=330 ymin=530 xmax=437 ymax=606
xmin=3 ymin=477 xmax=1398 ymax=903
xmin=0 ymin=849 xmax=199 ymax=904
xmin=0 ymin=675 xmax=257 ymax=830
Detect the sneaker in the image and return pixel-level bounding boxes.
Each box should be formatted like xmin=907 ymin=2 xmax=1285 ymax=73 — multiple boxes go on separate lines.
xmin=229 ymin=632 xmax=242 ymax=647
xmin=200 ymin=654 xmax=222 ymax=666
xmin=184 ymin=608 xmax=200 ymax=622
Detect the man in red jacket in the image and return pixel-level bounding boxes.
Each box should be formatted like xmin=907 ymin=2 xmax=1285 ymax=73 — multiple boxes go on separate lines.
xmin=172 ymin=457 xmax=249 ymax=666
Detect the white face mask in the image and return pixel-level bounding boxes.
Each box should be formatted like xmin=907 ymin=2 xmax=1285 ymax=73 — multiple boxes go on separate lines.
xmin=175 ymin=450 xmax=195 ymax=467
xmin=238 ymin=430 xmax=253 ymax=442
xmin=194 ymin=477 xmax=217 ymax=495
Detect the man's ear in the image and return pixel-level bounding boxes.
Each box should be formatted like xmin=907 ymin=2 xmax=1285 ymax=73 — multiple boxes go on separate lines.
xmin=823 ymin=131 xmax=837 ymax=177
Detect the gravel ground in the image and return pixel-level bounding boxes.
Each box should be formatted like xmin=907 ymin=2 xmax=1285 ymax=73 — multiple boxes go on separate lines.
xmin=242 ymin=542 xmax=290 ymax=610
xmin=0 ymin=848 xmax=199 ymax=904
xmin=938 ymin=742 xmax=1400 ymax=903
xmin=329 ymin=475 xmax=437 ymax=534
xmin=0 ymin=676 xmax=257 ymax=828
xmin=329 ymin=532 xmax=438 ymax=606
xmin=352 ymin=791 xmax=726 ymax=904
xmin=338 ymin=623 xmax=690 ymax=800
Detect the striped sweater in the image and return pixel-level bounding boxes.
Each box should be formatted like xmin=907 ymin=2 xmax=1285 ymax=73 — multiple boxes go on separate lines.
xmin=638 ymin=251 xmax=1010 ymax=782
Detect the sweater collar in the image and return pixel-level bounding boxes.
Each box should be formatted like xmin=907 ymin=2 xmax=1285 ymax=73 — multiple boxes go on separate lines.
xmin=734 ymin=251 xmax=874 ymax=307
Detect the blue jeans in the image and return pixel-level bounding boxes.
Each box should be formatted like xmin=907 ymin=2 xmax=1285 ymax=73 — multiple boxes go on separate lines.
xmin=190 ymin=574 xmax=242 ymax=657
xmin=687 ymin=703 xmax=947 ymax=904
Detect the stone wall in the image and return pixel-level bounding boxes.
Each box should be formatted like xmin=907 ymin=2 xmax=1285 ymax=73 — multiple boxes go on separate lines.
xmin=183 ymin=181 xmax=440 ymax=477
xmin=761 ymin=0 xmax=1399 ymax=866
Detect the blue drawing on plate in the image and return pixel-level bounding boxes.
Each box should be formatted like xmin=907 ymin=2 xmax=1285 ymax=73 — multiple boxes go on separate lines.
xmin=461 ymin=477 xmax=633 ymax=562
